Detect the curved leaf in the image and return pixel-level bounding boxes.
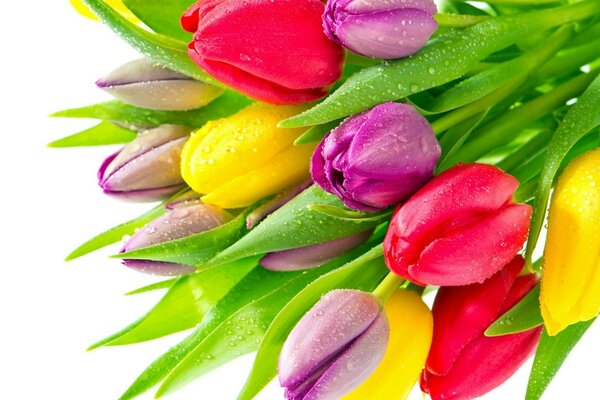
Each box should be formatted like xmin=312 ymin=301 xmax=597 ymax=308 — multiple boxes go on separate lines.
xmin=83 ymin=0 xmax=221 ymax=85
xmin=206 ymin=186 xmax=384 ymax=267
xmin=526 ymin=74 xmax=600 ymax=262
xmin=281 ymin=1 xmax=600 ymax=128
xmin=485 ymin=285 xmax=543 ymax=337
xmin=237 ymin=245 xmax=387 ymax=400
xmin=89 ymin=259 xmax=256 ymax=349
xmin=51 ymin=91 xmax=252 ymax=128
xmin=309 ymin=205 xmax=393 ymax=222
xmin=47 ymin=121 xmax=135 ymax=147
xmin=122 ymin=0 xmax=195 ymax=42
xmin=526 ymin=320 xmax=596 ymax=400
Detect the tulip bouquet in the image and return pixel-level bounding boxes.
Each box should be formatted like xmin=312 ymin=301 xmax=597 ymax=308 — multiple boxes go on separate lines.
xmin=51 ymin=0 xmax=600 ymax=399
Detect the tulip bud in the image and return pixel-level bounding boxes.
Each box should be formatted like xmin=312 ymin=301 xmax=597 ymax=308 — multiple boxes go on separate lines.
xmin=384 ymin=163 xmax=532 ymax=286
xmin=96 ymin=58 xmax=223 ymax=111
xmin=343 ymin=289 xmax=432 ymax=400
xmin=421 ymin=257 xmax=542 ymax=400
xmin=180 ymin=103 xmax=316 ymax=209
xmin=323 ymin=0 xmax=438 ymax=59
xmin=121 ymin=203 xmax=232 ymax=276
xmin=541 ymin=148 xmax=600 ymax=336
xmin=279 ymin=290 xmax=389 ymax=400
xmin=311 ymin=102 xmax=440 ymax=211
xmin=98 ymin=125 xmax=190 ymax=201
xmin=181 ymin=0 xmax=344 ymax=104
xmin=259 ymin=231 xmax=372 ymax=271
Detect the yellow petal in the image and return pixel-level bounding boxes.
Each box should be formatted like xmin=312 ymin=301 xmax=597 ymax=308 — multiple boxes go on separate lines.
xmin=343 ymin=289 xmax=433 ymax=400
xmin=70 ymin=0 xmax=140 ymax=23
xmin=181 ymin=103 xmax=306 ymax=197
xmin=541 ymin=148 xmax=600 ymax=336
xmin=201 ymin=143 xmax=315 ymax=209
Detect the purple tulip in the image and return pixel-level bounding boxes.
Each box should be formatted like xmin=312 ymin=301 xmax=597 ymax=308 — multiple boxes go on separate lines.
xmin=121 ymin=203 xmax=232 ymax=276
xmin=323 ymin=0 xmax=437 ymax=59
xmin=96 ymin=58 xmax=223 ymax=111
xmin=98 ymin=125 xmax=190 ymax=202
xmin=260 ymin=231 xmax=371 ymax=271
xmin=279 ymin=290 xmax=389 ymax=400
xmin=311 ymin=102 xmax=440 ymax=211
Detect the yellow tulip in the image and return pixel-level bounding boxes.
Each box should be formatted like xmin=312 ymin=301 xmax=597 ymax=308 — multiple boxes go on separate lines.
xmin=541 ymin=148 xmax=600 ymax=336
xmin=180 ymin=103 xmax=314 ymax=209
xmin=343 ymin=289 xmax=433 ymax=400
xmin=69 ymin=0 xmax=140 ymax=23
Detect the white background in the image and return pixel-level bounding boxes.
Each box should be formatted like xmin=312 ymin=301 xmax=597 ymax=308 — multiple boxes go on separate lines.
xmin=1 ymin=1 xmax=599 ymax=399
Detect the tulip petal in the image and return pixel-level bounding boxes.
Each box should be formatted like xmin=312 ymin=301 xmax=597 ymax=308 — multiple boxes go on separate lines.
xmin=343 ymin=289 xmax=433 ymax=400
xmin=426 ymin=258 xmax=523 ymax=376
xmin=200 ymin=143 xmax=315 ymax=208
xmin=279 ymin=290 xmax=381 ymax=391
xmin=411 ymin=204 xmax=532 ymax=286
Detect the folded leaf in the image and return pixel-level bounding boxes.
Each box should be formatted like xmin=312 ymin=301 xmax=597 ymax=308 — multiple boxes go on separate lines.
xmin=525 ymin=319 xmax=596 ymax=400
xmin=526 ymin=74 xmax=600 ymax=262
xmin=281 ymin=1 xmax=600 ymax=128
xmin=485 ymin=285 xmax=543 ymax=337
xmin=125 ymin=278 xmax=177 ymax=296
xmin=51 ymin=91 xmax=252 ymax=128
xmin=122 ymin=0 xmax=195 ymax=42
xmin=83 ymin=0 xmax=221 ymax=85
xmin=48 ymin=121 xmax=135 ymax=147
xmin=89 ymin=259 xmax=256 ymax=349
xmin=207 ymin=186 xmax=384 ymax=267
xmin=238 ymin=245 xmax=387 ymax=400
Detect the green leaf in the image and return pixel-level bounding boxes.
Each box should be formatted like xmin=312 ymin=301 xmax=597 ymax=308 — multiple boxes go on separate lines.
xmin=525 ymin=73 xmax=600 ymax=263
xmin=47 ymin=121 xmax=136 ymax=147
xmin=115 ymin=207 xmax=251 ymax=266
xmin=65 ymin=203 xmax=166 ymax=261
xmin=125 ymin=278 xmax=177 ymax=296
xmin=421 ymin=25 xmax=573 ymax=115
xmin=437 ymin=111 xmax=488 ymax=172
xmin=207 ymin=186 xmax=384 ymax=267
xmin=485 ymin=285 xmax=543 ymax=337
xmin=122 ymin=0 xmax=195 ymax=42
xmin=237 ymin=245 xmax=387 ymax=400
xmin=51 ymin=91 xmax=252 ymax=128
xmin=83 ymin=0 xmax=221 ymax=85
xmin=526 ymin=319 xmax=596 ymax=400
xmin=281 ymin=1 xmax=600 ymax=128
xmin=309 ymin=205 xmax=393 ymax=222
xmin=89 ymin=259 xmax=256 ymax=349
xmin=293 ymin=120 xmax=340 ymax=145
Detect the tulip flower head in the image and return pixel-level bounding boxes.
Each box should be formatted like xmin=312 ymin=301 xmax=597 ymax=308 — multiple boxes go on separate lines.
xmin=97 ymin=59 xmax=223 ymax=111
xmin=541 ymin=148 xmax=600 ymax=336
xmin=384 ymin=163 xmax=532 ymax=286
xmin=98 ymin=125 xmax=190 ymax=201
xmin=422 ymin=257 xmax=542 ymax=400
xmin=279 ymin=290 xmax=389 ymax=400
xmin=311 ymin=102 xmax=441 ymax=211
xmin=121 ymin=202 xmax=232 ymax=276
xmin=343 ymin=289 xmax=432 ymax=400
xmin=180 ymin=103 xmax=316 ymax=209
xmin=181 ymin=0 xmax=344 ymax=104
xmin=323 ymin=0 xmax=438 ymax=59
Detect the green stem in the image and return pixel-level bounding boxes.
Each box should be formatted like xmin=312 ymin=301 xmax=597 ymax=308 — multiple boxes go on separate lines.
xmin=434 ymin=14 xmax=489 ymax=28
xmin=372 ymin=272 xmax=405 ymax=303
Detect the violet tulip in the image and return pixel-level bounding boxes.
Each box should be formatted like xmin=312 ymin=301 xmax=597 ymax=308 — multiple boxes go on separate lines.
xmin=121 ymin=202 xmax=232 ymax=276
xmin=98 ymin=125 xmax=190 ymax=201
xmin=384 ymin=163 xmax=532 ymax=286
xmin=97 ymin=58 xmax=223 ymax=111
xmin=279 ymin=289 xmax=389 ymax=400
xmin=259 ymin=231 xmax=371 ymax=271
xmin=311 ymin=102 xmax=440 ymax=212
xmin=323 ymin=0 xmax=438 ymax=59
xmin=421 ymin=257 xmax=542 ymax=400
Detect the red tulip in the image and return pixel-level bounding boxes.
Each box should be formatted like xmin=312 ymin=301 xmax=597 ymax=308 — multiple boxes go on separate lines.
xmin=421 ymin=257 xmax=542 ymax=400
xmin=383 ymin=163 xmax=531 ymax=286
xmin=181 ymin=0 xmax=344 ymax=104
